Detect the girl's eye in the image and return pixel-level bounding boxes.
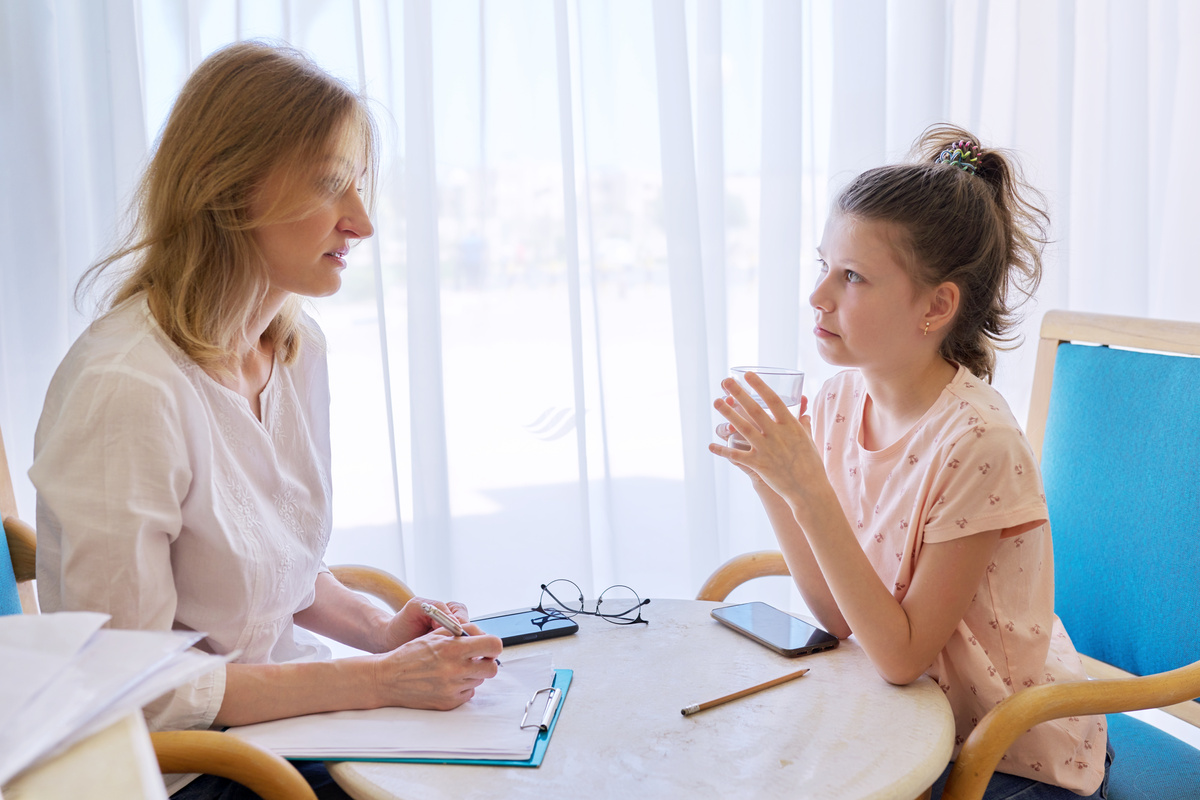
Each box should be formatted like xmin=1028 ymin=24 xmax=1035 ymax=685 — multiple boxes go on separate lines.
xmin=845 ymin=270 xmax=863 ymax=284
xmin=816 ymin=259 xmax=828 ymax=273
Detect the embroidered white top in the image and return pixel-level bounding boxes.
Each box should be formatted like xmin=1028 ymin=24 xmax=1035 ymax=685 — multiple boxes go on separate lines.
xmin=32 ymin=294 xmax=334 ymax=733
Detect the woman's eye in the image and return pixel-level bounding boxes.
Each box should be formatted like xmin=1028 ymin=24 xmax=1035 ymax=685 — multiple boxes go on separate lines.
xmin=321 ymin=175 xmax=347 ymax=195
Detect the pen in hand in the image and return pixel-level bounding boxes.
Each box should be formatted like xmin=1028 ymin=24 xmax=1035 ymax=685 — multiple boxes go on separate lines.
xmin=420 ymin=602 xmax=502 ymax=667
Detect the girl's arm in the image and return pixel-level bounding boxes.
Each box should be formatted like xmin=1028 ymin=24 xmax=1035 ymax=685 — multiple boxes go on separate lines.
xmin=712 ymin=377 xmax=999 ymax=684
xmin=716 ymin=395 xmax=849 ymax=635
xmin=741 ymin=466 xmax=851 ymax=637
xmin=788 ymin=484 xmax=1000 ymax=683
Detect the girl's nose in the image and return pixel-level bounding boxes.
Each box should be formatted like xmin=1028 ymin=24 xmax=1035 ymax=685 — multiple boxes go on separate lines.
xmin=809 ymin=271 xmax=832 ymax=311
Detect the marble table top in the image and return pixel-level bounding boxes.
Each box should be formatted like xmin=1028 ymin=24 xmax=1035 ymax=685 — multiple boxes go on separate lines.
xmin=330 ymin=598 xmax=954 ymax=800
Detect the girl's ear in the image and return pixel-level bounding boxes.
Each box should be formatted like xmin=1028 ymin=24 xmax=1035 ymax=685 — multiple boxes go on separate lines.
xmin=925 ymin=281 xmax=960 ymax=335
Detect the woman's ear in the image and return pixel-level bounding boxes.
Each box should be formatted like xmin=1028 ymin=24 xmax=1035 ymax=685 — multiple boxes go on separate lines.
xmin=924 ymin=281 xmax=960 ymax=335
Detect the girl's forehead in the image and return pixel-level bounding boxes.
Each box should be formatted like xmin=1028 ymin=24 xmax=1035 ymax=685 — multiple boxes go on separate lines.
xmin=819 ymin=214 xmax=906 ymax=260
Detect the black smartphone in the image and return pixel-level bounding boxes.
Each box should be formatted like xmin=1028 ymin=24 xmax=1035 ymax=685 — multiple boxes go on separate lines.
xmin=471 ymin=609 xmax=580 ymax=646
xmin=711 ymin=601 xmax=839 ymax=657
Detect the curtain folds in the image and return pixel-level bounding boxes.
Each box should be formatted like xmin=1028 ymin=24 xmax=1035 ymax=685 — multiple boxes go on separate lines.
xmin=2 ymin=0 xmax=1195 ymax=615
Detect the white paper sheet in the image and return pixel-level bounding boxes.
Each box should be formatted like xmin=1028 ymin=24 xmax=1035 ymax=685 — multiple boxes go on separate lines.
xmin=0 ymin=612 xmax=109 ymax=731
xmin=226 ymin=652 xmax=556 ymax=760
xmin=0 ymin=613 xmax=225 ymax=786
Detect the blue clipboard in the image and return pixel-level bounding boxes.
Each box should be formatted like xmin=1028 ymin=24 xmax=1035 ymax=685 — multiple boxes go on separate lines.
xmin=302 ymin=668 xmax=572 ymax=768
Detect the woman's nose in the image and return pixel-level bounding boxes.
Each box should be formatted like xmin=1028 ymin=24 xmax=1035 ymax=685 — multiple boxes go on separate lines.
xmin=340 ymin=189 xmax=374 ymax=240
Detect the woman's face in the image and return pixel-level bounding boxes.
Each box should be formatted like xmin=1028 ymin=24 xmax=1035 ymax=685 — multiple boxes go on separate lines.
xmin=809 ymin=213 xmax=935 ymax=374
xmin=250 ymin=154 xmax=374 ymax=300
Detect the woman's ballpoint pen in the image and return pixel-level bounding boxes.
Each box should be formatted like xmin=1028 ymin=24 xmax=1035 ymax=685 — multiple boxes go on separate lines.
xmin=420 ymin=602 xmax=502 ymax=666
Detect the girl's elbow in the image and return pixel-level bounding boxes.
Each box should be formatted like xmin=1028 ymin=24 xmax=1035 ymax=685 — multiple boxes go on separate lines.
xmin=874 ymin=661 xmax=931 ymax=686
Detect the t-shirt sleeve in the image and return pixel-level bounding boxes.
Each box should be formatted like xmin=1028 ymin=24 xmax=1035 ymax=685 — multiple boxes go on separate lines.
xmin=32 ymin=364 xmax=225 ymax=731
xmin=921 ymin=421 xmax=1048 ymax=544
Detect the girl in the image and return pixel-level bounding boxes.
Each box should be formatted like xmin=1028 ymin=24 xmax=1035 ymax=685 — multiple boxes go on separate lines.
xmin=31 ymin=41 xmax=501 ymax=799
xmin=711 ymin=126 xmax=1110 ymax=799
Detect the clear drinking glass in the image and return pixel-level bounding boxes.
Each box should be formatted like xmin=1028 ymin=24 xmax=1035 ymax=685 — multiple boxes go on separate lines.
xmin=725 ymin=366 xmax=805 ymax=449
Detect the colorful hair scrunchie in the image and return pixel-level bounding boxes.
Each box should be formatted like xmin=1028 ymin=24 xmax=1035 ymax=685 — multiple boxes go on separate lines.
xmin=935 ymin=139 xmax=981 ymax=175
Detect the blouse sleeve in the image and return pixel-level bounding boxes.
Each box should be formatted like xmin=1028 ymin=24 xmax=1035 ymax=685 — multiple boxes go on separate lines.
xmin=921 ymin=420 xmax=1048 ymax=544
xmin=32 ymin=363 xmax=226 ymax=730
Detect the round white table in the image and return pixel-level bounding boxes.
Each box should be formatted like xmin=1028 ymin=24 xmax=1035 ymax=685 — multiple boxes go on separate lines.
xmin=330 ymin=599 xmax=954 ymax=800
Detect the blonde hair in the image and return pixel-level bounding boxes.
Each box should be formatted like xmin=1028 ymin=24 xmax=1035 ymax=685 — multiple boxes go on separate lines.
xmin=833 ymin=124 xmax=1048 ymax=382
xmin=81 ymin=40 xmax=378 ymax=372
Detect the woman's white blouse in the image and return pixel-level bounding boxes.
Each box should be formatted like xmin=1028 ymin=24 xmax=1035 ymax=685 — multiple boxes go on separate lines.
xmin=32 ymin=296 xmax=334 ymax=731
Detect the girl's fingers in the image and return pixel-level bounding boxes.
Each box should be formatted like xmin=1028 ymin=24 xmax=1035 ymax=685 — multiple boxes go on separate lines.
xmin=720 ymin=378 xmax=773 ymax=432
xmin=742 ymin=371 xmax=794 ymax=423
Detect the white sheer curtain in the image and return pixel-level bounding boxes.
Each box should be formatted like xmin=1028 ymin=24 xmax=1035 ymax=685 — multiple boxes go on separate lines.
xmin=2 ymin=0 xmax=1197 ymax=616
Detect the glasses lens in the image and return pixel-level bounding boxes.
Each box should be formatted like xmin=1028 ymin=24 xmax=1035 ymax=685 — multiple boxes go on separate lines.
xmin=540 ymin=579 xmax=585 ymax=617
xmin=596 ymin=584 xmax=647 ymax=624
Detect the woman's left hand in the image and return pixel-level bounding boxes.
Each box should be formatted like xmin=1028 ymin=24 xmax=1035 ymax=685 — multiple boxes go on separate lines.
xmin=709 ymin=372 xmax=831 ymax=515
xmin=380 ymin=597 xmax=474 ymax=651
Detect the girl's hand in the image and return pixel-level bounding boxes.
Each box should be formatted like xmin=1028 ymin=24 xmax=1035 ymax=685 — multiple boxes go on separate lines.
xmin=709 ymin=373 xmax=828 ymax=514
xmin=715 ymin=395 xmax=768 ymax=485
xmin=372 ymin=628 xmax=502 ymax=711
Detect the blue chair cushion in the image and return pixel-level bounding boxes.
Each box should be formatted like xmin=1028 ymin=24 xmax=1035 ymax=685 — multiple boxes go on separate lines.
xmin=1041 ymin=343 xmax=1200 ymax=678
xmin=1107 ymin=712 xmax=1200 ymax=800
xmin=0 ymin=529 xmax=22 ymax=616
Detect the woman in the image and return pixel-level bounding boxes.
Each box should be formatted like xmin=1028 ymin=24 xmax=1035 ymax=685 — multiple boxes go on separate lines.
xmin=31 ymin=41 xmax=501 ymax=798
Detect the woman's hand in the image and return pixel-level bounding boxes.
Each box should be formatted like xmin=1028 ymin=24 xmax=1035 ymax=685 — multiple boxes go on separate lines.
xmin=217 ymin=622 xmax=503 ymax=725
xmin=378 ymin=596 xmax=472 ymax=652
xmin=372 ymin=628 xmax=503 ymax=711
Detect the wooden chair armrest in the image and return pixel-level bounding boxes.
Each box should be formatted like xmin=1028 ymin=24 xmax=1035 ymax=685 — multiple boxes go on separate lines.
xmin=149 ymin=730 xmax=317 ymax=800
xmin=3 ymin=515 xmax=37 ymax=582
xmin=329 ymin=564 xmax=415 ymax=612
xmin=942 ymin=660 xmax=1200 ymax=800
xmin=695 ymin=550 xmax=789 ymax=602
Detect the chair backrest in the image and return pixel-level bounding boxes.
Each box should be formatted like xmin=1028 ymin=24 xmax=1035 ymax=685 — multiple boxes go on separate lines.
xmin=1 ymin=525 xmax=21 ymax=616
xmin=1027 ymin=311 xmax=1200 ymax=681
xmin=0 ymin=423 xmax=38 ymax=614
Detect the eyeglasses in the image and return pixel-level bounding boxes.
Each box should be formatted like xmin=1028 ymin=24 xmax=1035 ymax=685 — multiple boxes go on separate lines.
xmin=534 ymin=578 xmax=650 ymax=625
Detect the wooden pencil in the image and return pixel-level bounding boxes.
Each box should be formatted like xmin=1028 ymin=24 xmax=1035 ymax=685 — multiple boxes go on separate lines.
xmin=680 ymin=667 xmax=810 ymax=716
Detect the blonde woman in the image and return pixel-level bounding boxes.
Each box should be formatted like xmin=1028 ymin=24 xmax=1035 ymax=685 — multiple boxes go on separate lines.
xmin=31 ymin=41 xmax=501 ymax=799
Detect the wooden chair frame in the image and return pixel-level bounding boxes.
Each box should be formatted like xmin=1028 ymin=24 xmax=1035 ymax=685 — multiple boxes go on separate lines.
xmin=695 ymin=550 xmax=790 ymax=602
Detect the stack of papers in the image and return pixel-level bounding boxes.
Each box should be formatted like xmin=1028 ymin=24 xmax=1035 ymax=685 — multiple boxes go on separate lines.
xmin=227 ymin=652 xmax=557 ymax=761
xmin=0 ymin=612 xmax=225 ymax=786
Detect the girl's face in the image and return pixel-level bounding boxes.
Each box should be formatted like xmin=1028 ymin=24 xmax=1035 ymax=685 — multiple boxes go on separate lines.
xmin=809 ymin=213 xmax=936 ymax=374
xmin=250 ymin=152 xmax=374 ymax=301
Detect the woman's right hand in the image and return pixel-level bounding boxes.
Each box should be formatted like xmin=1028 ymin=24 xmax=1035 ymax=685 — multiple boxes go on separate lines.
xmin=371 ymin=628 xmax=503 ymax=711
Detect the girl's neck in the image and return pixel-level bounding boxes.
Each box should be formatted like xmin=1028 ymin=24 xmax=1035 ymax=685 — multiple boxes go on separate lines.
xmin=859 ymin=357 xmax=958 ymax=451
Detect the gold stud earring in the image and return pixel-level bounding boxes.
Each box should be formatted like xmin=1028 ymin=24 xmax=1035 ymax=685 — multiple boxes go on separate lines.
xmin=923 ymin=322 xmax=930 ymax=337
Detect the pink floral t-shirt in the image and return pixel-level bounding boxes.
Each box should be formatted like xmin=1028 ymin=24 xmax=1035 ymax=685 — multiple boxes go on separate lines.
xmin=813 ymin=366 xmax=1105 ymax=795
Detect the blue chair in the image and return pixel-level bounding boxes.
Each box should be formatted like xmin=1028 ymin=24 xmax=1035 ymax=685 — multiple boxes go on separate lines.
xmin=1 ymin=520 xmax=24 ymax=616
xmin=943 ymin=310 xmax=1200 ymax=800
